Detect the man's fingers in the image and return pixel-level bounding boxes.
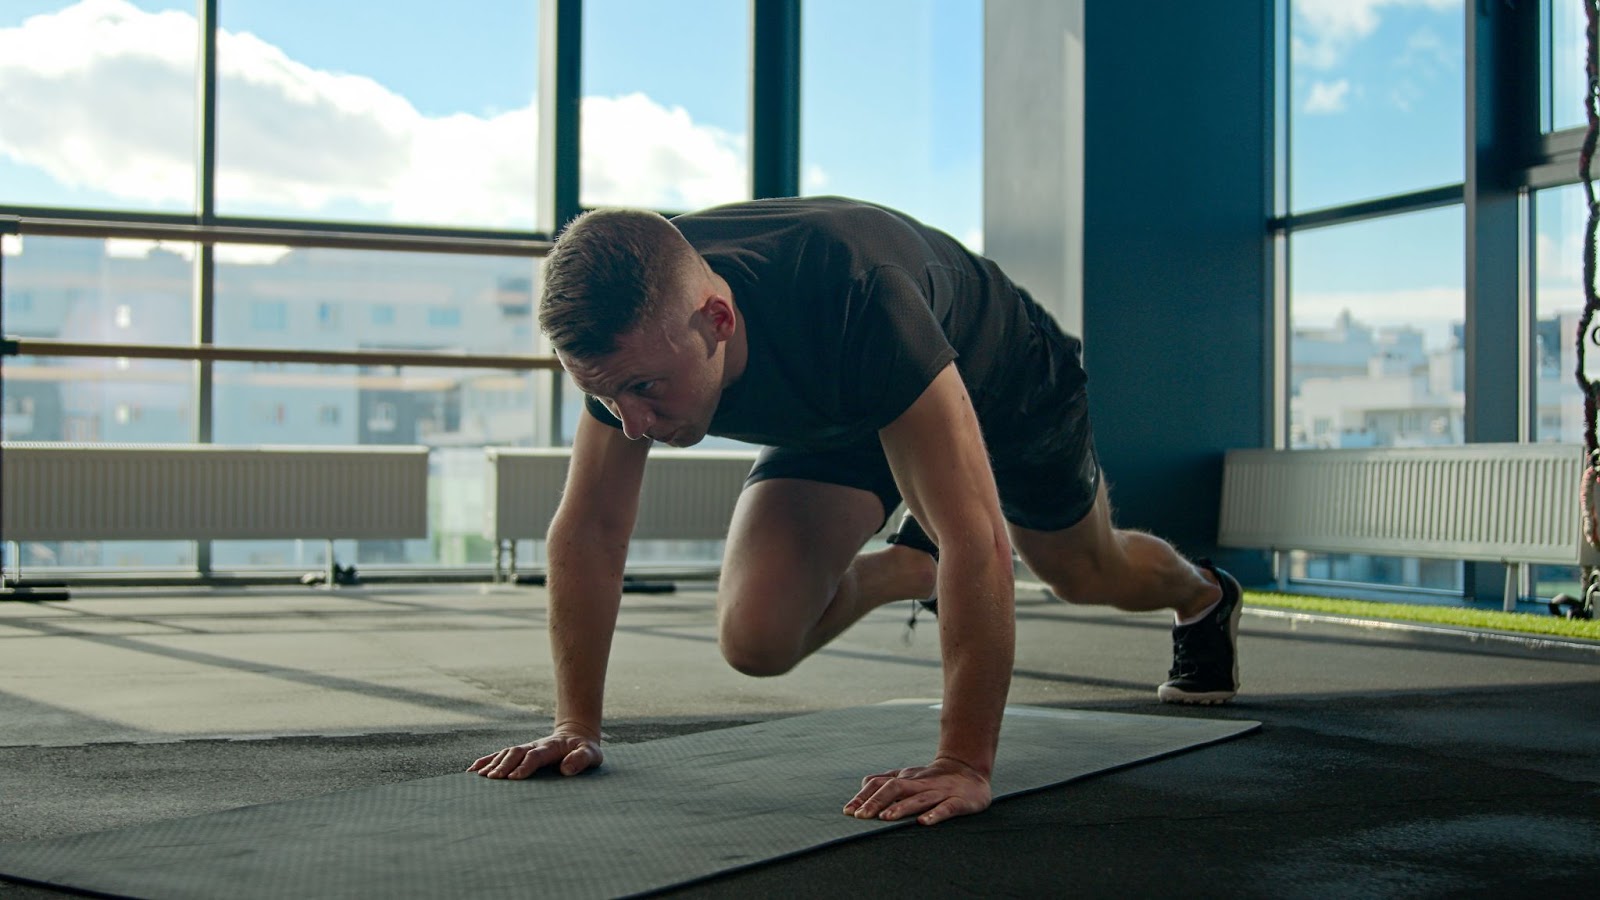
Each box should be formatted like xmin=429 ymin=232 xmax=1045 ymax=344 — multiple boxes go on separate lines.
xmin=879 ymin=789 xmax=944 ymax=822
xmin=478 ymin=745 xmax=545 ymax=779
xmin=842 ymin=774 xmax=897 ymax=815
xmin=559 ymin=742 xmax=601 ymax=776
xmin=484 ymin=747 xmax=529 ymax=778
xmin=849 ymin=777 xmax=914 ymax=820
xmin=915 ymin=796 xmax=971 ymax=826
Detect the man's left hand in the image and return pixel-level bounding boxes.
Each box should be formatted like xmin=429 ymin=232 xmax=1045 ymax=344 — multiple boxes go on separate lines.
xmin=842 ymin=757 xmax=992 ymax=826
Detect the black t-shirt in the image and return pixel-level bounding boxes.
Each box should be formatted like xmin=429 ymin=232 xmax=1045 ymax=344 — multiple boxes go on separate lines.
xmin=583 ymin=196 xmax=1084 ymax=451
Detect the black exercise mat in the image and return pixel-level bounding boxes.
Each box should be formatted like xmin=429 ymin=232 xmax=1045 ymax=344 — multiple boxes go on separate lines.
xmin=0 ymin=704 xmax=1257 ymax=899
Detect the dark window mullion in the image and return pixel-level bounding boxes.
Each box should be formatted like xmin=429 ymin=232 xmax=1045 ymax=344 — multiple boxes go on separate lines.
xmin=751 ymin=0 xmax=801 ymax=199
xmin=195 ymin=0 xmax=219 ymax=576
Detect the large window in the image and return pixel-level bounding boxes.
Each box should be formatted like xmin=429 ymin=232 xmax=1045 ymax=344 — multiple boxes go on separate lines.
xmin=801 ymin=0 xmax=983 ymax=250
xmin=1 ymin=0 xmax=982 ymax=581
xmin=580 ymin=0 xmax=749 ymax=211
xmin=1280 ymin=0 xmax=1594 ymax=604
xmin=1531 ymin=184 xmax=1586 ymax=601
xmin=1288 ymin=0 xmax=1463 ymax=211
xmin=1285 ymin=206 xmax=1466 ymax=594
xmin=1282 ymin=0 xmax=1477 ymax=599
xmin=0 ymin=1 xmax=199 ymax=214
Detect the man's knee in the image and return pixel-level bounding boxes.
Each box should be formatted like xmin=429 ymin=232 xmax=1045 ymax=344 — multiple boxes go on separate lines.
xmin=716 ymin=593 xmax=805 ymax=677
xmin=718 ymin=628 xmax=801 ymax=677
xmin=1025 ymin=534 xmax=1128 ymax=605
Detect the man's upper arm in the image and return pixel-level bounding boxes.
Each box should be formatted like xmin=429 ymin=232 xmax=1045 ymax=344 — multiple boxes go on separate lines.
xmin=878 ymin=363 xmax=1006 ymax=548
xmin=557 ymin=411 xmax=651 ymax=537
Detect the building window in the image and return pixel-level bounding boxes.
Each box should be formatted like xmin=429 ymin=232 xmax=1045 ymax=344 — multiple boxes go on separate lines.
xmin=368 ymin=401 xmax=397 ymax=433
xmin=250 ymin=301 xmax=288 ymax=331
xmin=371 ymin=304 xmax=395 ymax=326
xmin=254 ymin=402 xmax=286 ymax=425
xmin=316 ymin=302 xmax=340 ymax=329
xmin=427 ymin=307 xmax=462 ymax=328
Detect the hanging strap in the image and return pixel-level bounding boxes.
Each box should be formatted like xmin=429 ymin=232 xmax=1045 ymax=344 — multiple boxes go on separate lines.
xmin=1579 ymin=1 xmax=1600 ymax=548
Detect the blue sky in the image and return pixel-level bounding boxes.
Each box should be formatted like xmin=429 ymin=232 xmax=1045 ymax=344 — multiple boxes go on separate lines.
xmin=1290 ymin=2 xmax=1464 ymax=212
xmin=220 ymin=0 xmax=542 ymax=119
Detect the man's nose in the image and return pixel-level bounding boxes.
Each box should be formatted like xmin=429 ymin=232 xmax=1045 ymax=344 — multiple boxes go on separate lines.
xmin=615 ymin=398 xmax=654 ymax=441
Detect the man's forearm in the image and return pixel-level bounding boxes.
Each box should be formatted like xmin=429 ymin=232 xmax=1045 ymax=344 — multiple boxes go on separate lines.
xmin=545 ymin=510 xmax=629 ymax=735
xmin=934 ymin=541 xmax=1016 ymax=776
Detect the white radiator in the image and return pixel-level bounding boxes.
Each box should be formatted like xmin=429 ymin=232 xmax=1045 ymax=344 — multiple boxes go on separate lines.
xmin=2 ymin=443 xmax=430 ymax=541
xmin=485 ymin=447 xmax=758 ymax=542
xmin=1219 ymin=444 xmax=1587 ymax=567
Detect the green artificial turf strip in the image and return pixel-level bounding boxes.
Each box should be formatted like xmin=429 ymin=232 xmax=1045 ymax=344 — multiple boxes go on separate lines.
xmin=1244 ymin=591 xmax=1600 ymax=642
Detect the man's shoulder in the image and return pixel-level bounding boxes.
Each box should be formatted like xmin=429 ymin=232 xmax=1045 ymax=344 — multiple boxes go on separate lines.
xmin=676 ymin=196 xmax=913 ymax=239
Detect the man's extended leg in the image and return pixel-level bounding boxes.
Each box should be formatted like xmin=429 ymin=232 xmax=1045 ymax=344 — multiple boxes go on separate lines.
xmin=1005 ymin=481 xmax=1242 ymax=704
xmin=716 ymin=478 xmax=936 ymax=676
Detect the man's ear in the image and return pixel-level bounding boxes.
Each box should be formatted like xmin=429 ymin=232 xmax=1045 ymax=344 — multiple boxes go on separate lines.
xmin=700 ymin=294 xmax=737 ymax=343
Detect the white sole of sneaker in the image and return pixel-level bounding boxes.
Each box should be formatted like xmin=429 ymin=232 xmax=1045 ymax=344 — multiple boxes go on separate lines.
xmin=1156 ymin=686 xmax=1237 ymax=704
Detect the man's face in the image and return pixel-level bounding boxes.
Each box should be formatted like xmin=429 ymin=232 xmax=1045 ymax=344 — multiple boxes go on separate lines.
xmin=560 ymin=308 xmax=724 ymax=448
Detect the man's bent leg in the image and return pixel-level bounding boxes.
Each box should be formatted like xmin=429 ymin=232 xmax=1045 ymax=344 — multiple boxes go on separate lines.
xmin=1008 ymin=481 xmax=1242 ymax=704
xmin=717 ymin=479 xmax=936 ymax=677
xmin=1008 ymin=481 xmax=1218 ymax=616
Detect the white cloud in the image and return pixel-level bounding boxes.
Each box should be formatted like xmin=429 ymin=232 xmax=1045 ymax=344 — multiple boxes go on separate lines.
xmin=100 ymin=239 xmax=293 ymax=265
xmin=803 ymin=164 xmax=830 ymax=192
xmin=1304 ymin=79 xmax=1351 ymax=114
xmin=579 ymin=93 xmax=747 ymax=211
xmin=0 ymin=0 xmax=747 ymax=228
xmin=1293 ymin=0 xmax=1460 ymax=69
xmin=0 ymin=0 xmax=197 ymax=204
xmin=1396 ymin=27 xmax=1455 ymax=75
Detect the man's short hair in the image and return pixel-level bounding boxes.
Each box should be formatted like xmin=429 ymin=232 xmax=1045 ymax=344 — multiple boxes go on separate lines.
xmin=538 ymin=208 xmax=693 ymax=359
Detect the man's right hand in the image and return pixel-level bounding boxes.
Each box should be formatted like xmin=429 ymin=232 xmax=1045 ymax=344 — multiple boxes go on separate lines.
xmin=467 ymin=728 xmax=603 ymax=780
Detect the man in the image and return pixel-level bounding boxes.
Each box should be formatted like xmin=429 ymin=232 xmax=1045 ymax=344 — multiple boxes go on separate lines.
xmin=468 ymin=196 xmax=1241 ymax=827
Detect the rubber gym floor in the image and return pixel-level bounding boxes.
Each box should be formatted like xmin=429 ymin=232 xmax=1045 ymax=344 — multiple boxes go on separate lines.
xmin=2 ymin=582 xmax=1596 ymax=898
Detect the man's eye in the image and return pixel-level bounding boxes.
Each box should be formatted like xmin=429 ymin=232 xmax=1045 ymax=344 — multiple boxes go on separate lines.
xmin=632 ymin=381 xmax=657 ymax=395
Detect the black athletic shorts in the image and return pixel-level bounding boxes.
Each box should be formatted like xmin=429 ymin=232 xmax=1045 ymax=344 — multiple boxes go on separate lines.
xmin=744 ymin=356 xmax=1101 ymax=534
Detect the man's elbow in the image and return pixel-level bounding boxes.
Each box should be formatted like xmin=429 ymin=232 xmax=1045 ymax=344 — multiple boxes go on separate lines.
xmin=942 ymin=525 xmax=1013 ymax=580
xmin=547 ymin=500 xmax=634 ymax=548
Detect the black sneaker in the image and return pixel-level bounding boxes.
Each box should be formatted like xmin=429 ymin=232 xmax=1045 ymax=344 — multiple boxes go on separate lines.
xmin=885 ymin=513 xmax=940 ymax=625
xmin=1157 ymin=562 xmax=1242 ymax=704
